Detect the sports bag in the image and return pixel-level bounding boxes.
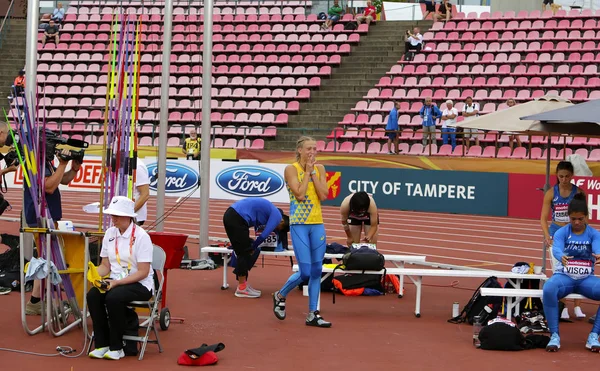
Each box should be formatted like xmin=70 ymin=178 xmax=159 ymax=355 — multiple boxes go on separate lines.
xmin=448 ymin=276 xmax=503 ymax=325
xmin=331 ymin=246 xmax=386 ymax=303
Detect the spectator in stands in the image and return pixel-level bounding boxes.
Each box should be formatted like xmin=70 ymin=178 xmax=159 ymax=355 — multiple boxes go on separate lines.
xmin=505 ymin=98 xmax=522 ymax=150
xmin=540 ymin=161 xmax=587 ymax=320
xmin=441 ymin=100 xmax=458 ymax=150
xmin=182 ymin=128 xmax=201 ymax=160
xmin=340 ymin=191 xmax=379 ymax=245
xmin=422 ymin=0 xmax=436 ymax=20
xmin=385 ymin=101 xmax=400 ymax=154
xmin=356 ymin=1 xmax=377 ymax=25
xmin=434 ymin=0 xmax=453 ymax=23
xmin=404 ymin=27 xmax=423 ymax=61
xmin=419 ymin=97 xmax=441 ymax=146
xmin=542 ymin=193 xmax=600 ymax=352
xmin=542 ymin=0 xmax=555 ymax=11
xmin=42 ymin=20 xmax=60 ymax=47
xmin=461 ymin=96 xmax=480 ymax=149
xmin=321 ymin=0 xmax=343 ymax=31
xmin=10 ymin=69 xmax=25 ymax=99
xmin=52 ymin=3 xmax=65 ymax=23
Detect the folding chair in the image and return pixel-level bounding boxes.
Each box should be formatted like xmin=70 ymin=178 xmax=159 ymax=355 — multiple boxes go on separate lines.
xmin=87 ymin=244 xmax=167 ymax=361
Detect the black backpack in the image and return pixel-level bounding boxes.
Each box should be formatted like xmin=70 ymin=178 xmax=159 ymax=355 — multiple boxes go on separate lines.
xmin=332 ymin=246 xmax=386 ymax=303
xmin=344 ymin=21 xmax=358 ymax=31
xmin=448 ymin=276 xmax=503 ymax=325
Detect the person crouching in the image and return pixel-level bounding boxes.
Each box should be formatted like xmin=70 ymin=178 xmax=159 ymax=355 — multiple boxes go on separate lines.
xmin=87 ymin=196 xmax=155 ymax=360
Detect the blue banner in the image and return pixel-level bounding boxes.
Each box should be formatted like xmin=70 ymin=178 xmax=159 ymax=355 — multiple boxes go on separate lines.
xmin=324 ymin=166 xmax=508 ymax=216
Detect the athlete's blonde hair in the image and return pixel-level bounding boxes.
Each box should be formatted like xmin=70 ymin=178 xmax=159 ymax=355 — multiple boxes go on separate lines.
xmin=295 ymin=136 xmax=315 ymax=162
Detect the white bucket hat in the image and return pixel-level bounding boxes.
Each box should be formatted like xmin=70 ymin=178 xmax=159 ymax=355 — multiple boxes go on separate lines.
xmin=103 ymin=196 xmax=137 ymax=217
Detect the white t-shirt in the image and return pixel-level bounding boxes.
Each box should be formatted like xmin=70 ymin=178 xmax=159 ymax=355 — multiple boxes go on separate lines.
xmin=462 ymin=103 xmax=480 ymax=121
xmin=100 ymin=223 xmax=155 ymax=293
xmin=442 ymin=108 xmax=458 ymax=128
xmin=408 ymin=33 xmax=423 ymax=47
xmin=135 ymin=160 xmax=150 ymax=222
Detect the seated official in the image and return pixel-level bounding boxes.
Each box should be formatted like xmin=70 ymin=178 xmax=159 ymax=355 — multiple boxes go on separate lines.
xmin=87 ymin=196 xmax=154 ymax=361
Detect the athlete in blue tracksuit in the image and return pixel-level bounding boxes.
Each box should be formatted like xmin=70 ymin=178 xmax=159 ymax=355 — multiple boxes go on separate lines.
xmin=222 ymin=198 xmax=289 ymax=299
xmin=543 ymin=193 xmax=600 ymax=352
xmin=541 ymin=161 xmax=586 ymax=319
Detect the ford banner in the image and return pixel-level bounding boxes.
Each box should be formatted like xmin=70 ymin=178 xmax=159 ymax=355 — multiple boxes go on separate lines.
xmin=210 ymin=162 xmax=289 ymax=203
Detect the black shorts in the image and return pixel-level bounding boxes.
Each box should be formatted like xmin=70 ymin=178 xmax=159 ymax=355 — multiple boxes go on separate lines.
xmin=348 ymin=214 xmax=380 ymax=226
xmin=543 ymin=0 xmax=554 ymax=5
xmin=425 ymin=1 xmax=435 ymax=12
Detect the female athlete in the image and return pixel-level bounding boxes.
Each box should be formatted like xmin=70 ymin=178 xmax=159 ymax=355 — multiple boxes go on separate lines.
xmin=272 ymin=136 xmax=331 ymax=328
xmin=543 ymin=193 xmax=600 ymax=352
xmin=540 ymin=161 xmax=586 ymax=319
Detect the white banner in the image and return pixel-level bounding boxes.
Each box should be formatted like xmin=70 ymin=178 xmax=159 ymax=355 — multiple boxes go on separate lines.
xmin=4 ymin=156 xmax=290 ymax=203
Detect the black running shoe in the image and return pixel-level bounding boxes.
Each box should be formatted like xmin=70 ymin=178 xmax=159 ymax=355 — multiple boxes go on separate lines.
xmin=306 ymin=310 xmax=332 ymax=328
xmin=272 ymin=291 xmax=286 ymax=320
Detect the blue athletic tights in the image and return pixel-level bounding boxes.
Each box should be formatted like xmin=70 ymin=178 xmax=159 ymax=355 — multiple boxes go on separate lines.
xmin=543 ymin=273 xmax=600 ymax=334
xmin=279 ymin=224 xmax=326 ymax=312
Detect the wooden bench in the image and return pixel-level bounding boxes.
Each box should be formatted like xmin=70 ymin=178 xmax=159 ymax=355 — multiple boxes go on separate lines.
xmin=292 ymin=265 xmax=548 ymax=317
xmin=200 ymin=246 xmax=426 ymax=294
xmin=480 ymin=287 xmax=587 ymax=321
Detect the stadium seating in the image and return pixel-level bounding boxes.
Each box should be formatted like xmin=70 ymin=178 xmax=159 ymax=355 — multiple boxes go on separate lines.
xmin=31 ymin=0 xmax=365 ymax=150
xmin=333 ymin=9 xmax=600 ymax=159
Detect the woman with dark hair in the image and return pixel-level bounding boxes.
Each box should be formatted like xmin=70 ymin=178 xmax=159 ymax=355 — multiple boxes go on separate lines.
xmin=340 ymin=192 xmax=379 ymax=246
xmin=541 ymin=161 xmax=586 ymax=319
xmin=543 ymin=193 xmax=600 ymax=352
xmin=87 ymin=196 xmax=154 ymax=360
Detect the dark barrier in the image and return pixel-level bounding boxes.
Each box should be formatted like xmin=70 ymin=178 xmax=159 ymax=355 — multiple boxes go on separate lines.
xmin=508 ymin=174 xmax=600 ymax=223
xmin=324 ymin=167 xmax=509 ymax=216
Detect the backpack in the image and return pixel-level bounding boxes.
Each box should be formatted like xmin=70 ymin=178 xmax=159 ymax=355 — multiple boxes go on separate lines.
xmin=448 ymin=276 xmax=503 ymax=325
xmin=478 ymin=319 xmax=526 ymax=351
xmin=331 ymin=246 xmax=387 ymax=303
xmin=344 ymin=21 xmax=358 ymax=31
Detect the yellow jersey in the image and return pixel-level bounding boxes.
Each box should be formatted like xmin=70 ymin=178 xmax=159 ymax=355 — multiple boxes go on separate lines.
xmin=288 ymin=162 xmax=323 ymax=225
xmin=184 ymin=137 xmax=201 ymax=155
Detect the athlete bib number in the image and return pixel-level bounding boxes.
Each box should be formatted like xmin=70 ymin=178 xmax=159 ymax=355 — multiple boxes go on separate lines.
xmin=553 ymin=205 xmax=569 ymax=223
xmin=565 ymin=260 xmax=593 ymax=280
xmin=255 ymin=230 xmax=277 ymax=249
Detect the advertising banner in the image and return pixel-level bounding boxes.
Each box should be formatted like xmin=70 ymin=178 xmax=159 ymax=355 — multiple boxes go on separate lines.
xmin=508 ymin=173 xmax=600 ymax=223
xmin=322 ymin=166 xmax=509 ymax=216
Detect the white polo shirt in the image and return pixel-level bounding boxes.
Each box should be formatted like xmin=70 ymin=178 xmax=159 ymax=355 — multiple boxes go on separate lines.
xmin=134 ymin=160 xmax=150 ymax=223
xmin=442 ymin=108 xmax=458 ymax=128
xmin=462 ymin=103 xmax=480 ymax=121
xmin=100 ymin=222 xmax=154 ymax=293
xmin=408 ymin=33 xmax=423 ymax=47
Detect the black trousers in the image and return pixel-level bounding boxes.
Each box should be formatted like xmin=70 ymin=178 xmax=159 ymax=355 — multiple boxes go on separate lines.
xmin=404 ymin=42 xmax=422 ymax=53
xmin=223 ymin=207 xmax=256 ymax=279
xmin=87 ymin=283 xmax=152 ymax=351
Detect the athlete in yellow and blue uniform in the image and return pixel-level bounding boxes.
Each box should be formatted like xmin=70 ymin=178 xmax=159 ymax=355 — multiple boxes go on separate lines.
xmin=273 ymin=136 xmax=332 ymax=328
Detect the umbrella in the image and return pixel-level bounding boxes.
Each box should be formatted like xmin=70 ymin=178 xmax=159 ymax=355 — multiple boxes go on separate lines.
xmin=521 ymin=98 xmax=600 ymax=125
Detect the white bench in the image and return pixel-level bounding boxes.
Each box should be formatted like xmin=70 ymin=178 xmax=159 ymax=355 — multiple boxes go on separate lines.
xmin=480 ymin=287 xmax=587 ymax=321
xmin=200 ymin=246 xmax=426 ymax=294
xmin=292 ymin=264 xmax=548 ymax=318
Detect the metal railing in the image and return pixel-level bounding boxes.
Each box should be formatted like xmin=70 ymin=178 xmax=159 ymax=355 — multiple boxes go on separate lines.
xmin=0 ymin=0 xmax=15 ymax=49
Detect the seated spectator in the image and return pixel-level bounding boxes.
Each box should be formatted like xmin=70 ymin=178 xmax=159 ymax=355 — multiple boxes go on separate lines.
xmin=461 ymin=96 xmax=480 ymax=149
xmin=10 ymin=69 xmax=25 ymax=98
xmin=423 ymin=0 xmax=436 ymax=20
xmin=52 ymin=3 xmax=65 ymax=23
xmin=86 ymin=196 xmax=154 ymax=361
xmin=504 ymin=98 xmax=522 ymax=150
xmin=321 ymin=0 xmax=343 ymax=31
xmin=42 ymin=20 xmax=60 ymax=46
xmin=434 ymin=0 xmax=453 ymax=22
xmin=356 ymin=1 xmax=377 ymax=25
xmin=404 ymin=27 xmax=423 ymax=61
xmin=182 ymin=128 xmax=201 ymax=160
xmin=419 ymin=97 xmax=441 ymax=146
xmin=441 ymin=100 xmax=458 ymax=150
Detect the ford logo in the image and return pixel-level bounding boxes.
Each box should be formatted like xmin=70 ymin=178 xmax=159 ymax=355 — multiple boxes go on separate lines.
xmin=216 ymin=166 xmax=284 ymax=197
xmin=147 ymin=162 xmax=199 ymax=193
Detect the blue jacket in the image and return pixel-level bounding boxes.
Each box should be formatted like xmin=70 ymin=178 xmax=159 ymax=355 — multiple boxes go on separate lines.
xmin=419 ymin=105 xmax=442 ymax=127
xmin=386 ymin=107 xmax=399 ymax=131
xmin=231 ymin=198 xmax=282 ymax=240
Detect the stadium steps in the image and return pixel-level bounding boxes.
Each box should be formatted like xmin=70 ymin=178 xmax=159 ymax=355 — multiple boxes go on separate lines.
xmin=0 ymin=19 xmax=26 ymax=113
xmin=267 ymin=20 xmax=432 ymax=150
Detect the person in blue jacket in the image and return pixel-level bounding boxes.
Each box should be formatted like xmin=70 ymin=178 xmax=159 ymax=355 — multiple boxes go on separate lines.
xmin=222 ymin=198 xmax=289 ymax=298
xmin=419 ymin=97 xmax=442 ymax=146
xmin=543 ymin=192 xmax=600 ymax=352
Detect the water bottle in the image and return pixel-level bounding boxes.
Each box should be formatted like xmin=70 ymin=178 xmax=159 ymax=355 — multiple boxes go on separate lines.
xmin=472 ymin=316 xmax=482 ymax=348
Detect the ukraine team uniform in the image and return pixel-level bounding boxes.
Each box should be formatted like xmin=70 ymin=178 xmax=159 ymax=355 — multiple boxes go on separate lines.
xmin=542 ymin=224 xmax=600 ymax=334
xmin=279 ymin=162 xmax=327 ymax=312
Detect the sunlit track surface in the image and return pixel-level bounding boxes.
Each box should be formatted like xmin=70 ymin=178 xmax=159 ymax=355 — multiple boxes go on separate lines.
xmin=2 ymin=188 xmax=572 ymax=269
